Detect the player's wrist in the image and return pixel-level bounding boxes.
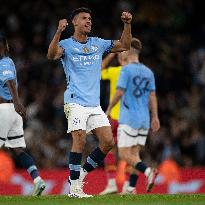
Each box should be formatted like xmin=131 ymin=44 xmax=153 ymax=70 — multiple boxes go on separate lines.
xmin=56 ymin=29 xmax=63 ymax=35
xmin=152 ymin=115 xmax=158 ymax=119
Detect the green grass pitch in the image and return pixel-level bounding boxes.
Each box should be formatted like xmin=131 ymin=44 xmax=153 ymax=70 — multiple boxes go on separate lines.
xmin=0 ymin=194 xmax=204 ymax=205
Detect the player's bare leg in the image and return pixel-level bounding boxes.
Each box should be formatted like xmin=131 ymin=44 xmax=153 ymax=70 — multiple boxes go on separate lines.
xmin=68 ymin=130 xmax=92 ymax=198
xmin=12 ymin=147 xmax=46 ymax=196
xmin=121 ymin=146 xmax=139 ymax=194
xmin=94 ymin=126 xmax=115 ymax=154
xmin=100 ymin=119 xmax=127 ymax=195
xmin=71 ymin=130 xmax=86 ymax=152
xmin=119 ymin=145 xmax=158 ymax=192
xmin=80 ymin=126 xmax=115 ymax=189
xmin=121 ymin=168 xmax=138 ymax=194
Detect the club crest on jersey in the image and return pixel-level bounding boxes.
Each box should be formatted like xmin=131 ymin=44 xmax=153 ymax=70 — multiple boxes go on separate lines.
xmin=91 ymin=45 xmax=98 ymax=52
xmin=83 ymin=47 xmax=89 ymax=53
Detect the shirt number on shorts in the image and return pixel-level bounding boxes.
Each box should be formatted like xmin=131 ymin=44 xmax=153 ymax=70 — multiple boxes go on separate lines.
xmin=73 ymin=117 xmax=80 ymax=125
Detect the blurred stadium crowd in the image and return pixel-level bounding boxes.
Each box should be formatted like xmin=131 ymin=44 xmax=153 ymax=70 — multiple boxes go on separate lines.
xmin=0 ymin=0 xmax=205 ymax=168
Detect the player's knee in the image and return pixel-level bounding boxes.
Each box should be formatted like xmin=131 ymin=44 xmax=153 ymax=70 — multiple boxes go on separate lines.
xmin=72 ymin=130 xmax=86 ymax=149
xmin=102 ymin=137 xmax=115 ymax=152
xmin=72 ymin=130 xmax=86 ymax=140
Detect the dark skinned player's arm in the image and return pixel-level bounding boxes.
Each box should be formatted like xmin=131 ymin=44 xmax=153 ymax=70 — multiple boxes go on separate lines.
xmin=47 ymin=19 xmax=68 ymax=60
xmin=6 ymin=80 xmax=26 ymax=118
xmin=101 ymin=53 xmax=116 ymax=70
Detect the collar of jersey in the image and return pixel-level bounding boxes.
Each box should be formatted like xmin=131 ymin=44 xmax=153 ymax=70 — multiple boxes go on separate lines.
xmin=71 ymin=36 xmax=89 ymax=44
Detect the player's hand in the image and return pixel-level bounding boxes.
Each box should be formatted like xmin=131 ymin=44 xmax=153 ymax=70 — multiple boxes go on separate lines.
xmin=121 ymin=12 xmax=132 ymax=24
xmin=14 ymin=102 xmax=27 ymax=119
xmin=151 ymin=117 xmax=160 ymax=132
xmin=57 ymin=19 xmax=68 ymax=33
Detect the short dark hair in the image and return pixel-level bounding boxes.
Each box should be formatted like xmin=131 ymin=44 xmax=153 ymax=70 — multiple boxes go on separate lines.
xmin=70 ymin=7 xmax=91 ymax=20
xmin=131 ymin=38 xmax=142 ymax=52
xmin=0 ymin=35 xmax=9 ymax=57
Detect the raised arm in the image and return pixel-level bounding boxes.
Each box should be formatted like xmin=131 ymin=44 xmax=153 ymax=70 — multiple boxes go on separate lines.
xmin=102 ymin=53 xmax=116 ymax=70
xmin=106 ymin=88 xmax=124 ymax=115
xmin=111 ymin=12 xmax=132 ymax=53
xmin=6 ymin=80 xmax=26 ymax=118
xmin=149 ymin=91 xmax=160 ymax=132
xmin=47 ymin=19 xmax=68 ymax=60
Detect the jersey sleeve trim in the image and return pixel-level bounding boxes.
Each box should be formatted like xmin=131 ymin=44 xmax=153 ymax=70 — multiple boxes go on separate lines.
xmin=104 ymin=40 xmax=114 ymax=54
xmin=2 ymin=76 xmax=16 ymax=85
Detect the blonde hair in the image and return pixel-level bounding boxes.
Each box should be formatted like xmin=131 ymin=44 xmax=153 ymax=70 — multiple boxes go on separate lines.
xmin=131 ymin=38 xmax=142 ymax=53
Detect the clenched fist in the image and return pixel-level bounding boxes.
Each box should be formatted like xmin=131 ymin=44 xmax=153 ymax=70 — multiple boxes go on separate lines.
xmin=57 ymin=19 xmax=68 ymax=33
xmin=121 ymin=12 xmax=132 ymax=24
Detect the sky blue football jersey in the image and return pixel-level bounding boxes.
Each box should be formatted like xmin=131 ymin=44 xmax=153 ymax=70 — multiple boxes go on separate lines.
xmin=117 ymin=63 xmax=156 ymax=129
xmin=59 ymin=37 xmax=114 ymax=106
xmin=0 ymin=57 xmax=17 ymax=100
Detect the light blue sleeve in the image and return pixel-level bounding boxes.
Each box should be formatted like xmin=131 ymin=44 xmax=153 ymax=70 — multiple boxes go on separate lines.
xmin=98 ymin=38 xmax=114 ymax=54
xmin=59 ymin=39 xmax=67 ymax=58
xmin=59 ymin=39 xmax=66 ymax=50
xmin=149 ymin=72 xmax=156 ymax=91
xmin=0 ymin=61 xmax=16 ymax=85
xmin=117 ymin=67 xmax=129 ymax=90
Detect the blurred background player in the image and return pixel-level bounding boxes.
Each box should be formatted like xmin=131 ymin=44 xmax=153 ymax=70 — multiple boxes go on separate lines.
xmin=0 ymin=35 xmax=46 ymax=196
xmin=100 ymin=52 xmax=138 ymax=194
xmin=47 ymin=7 xmax=132 ymax=197
xmin=106 ymin=38 xmax=160 ymax=193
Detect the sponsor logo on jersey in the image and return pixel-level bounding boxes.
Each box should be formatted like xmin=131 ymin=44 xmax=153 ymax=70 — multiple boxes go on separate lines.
xmin=72 ymin=55 xmax=100 ymax=66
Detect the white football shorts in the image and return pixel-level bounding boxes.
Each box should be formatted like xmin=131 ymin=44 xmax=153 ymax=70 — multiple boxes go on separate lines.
xmin=117 ymin=124 xmax=149 ymax=148
xmin=64 ymin=103 xmax=110 ymax=133
xmin=0 ymin=103 xmax=25 ymax=148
